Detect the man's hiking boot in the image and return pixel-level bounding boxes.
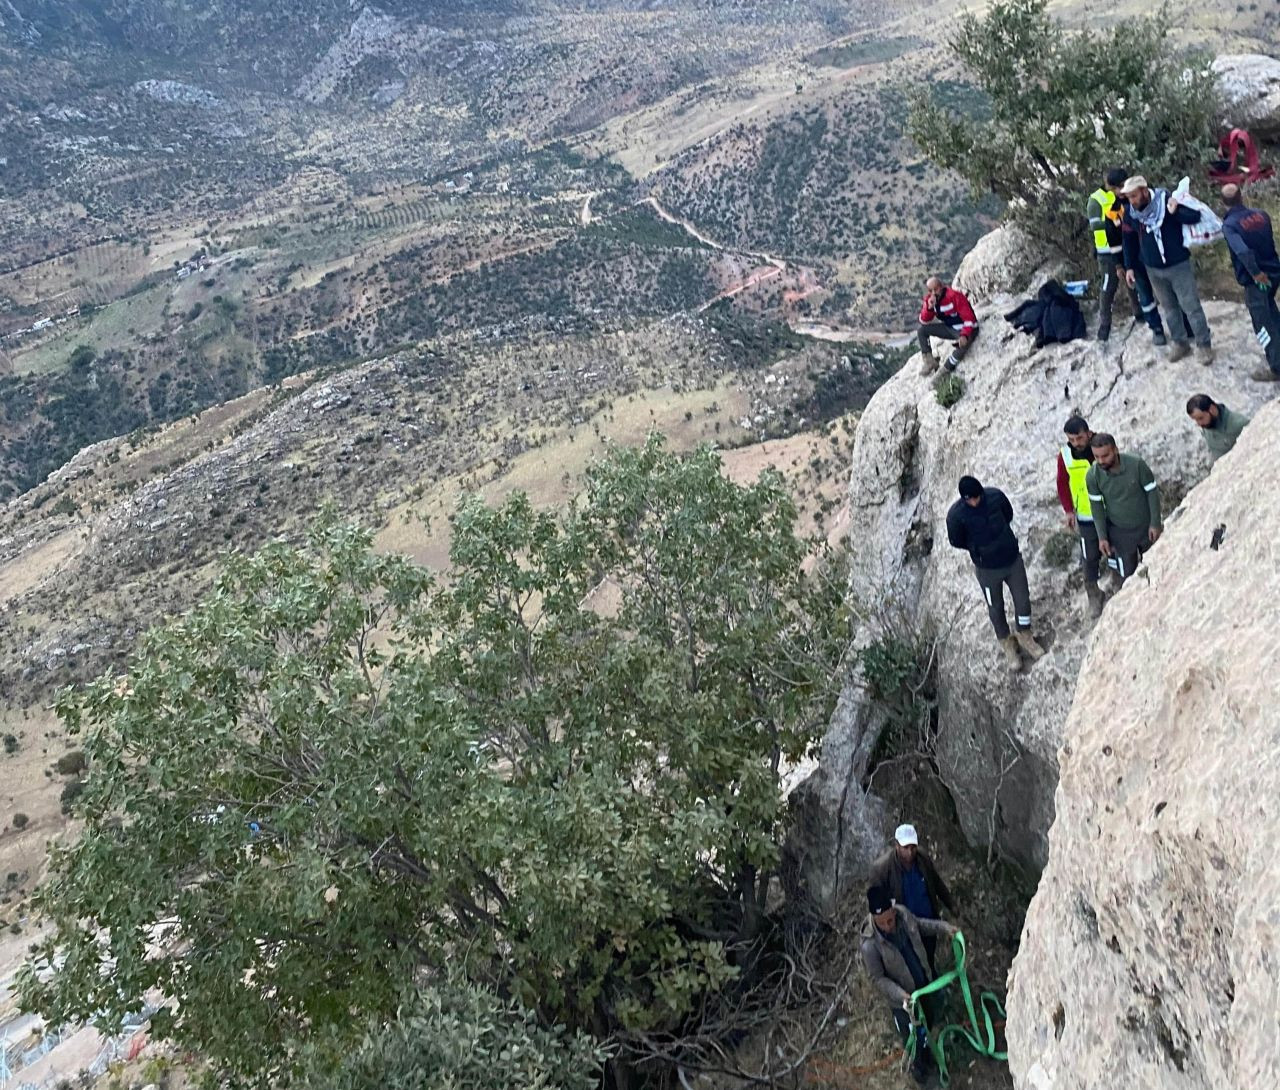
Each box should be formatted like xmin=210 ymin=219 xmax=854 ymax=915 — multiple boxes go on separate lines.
xmin=1251 ymin=368 xmax=1280 ymax=383
xmin=1167 ymin=342 xmax=1191 ymax=362
xmin=1152 ymin=330 xmax=1167 ymax=347
xmin=1015 ymin=629 xmax=1046 ymax=660
xmin=999 ymin=636 xmax=1023 ymax=673
xmin=1196 ymin=346 xmax=1215 ymax=366
xmin=1085 ymin=581 xmax=1105 ymax=619
xmin=919 ymin=351 xmax=939 ymax=376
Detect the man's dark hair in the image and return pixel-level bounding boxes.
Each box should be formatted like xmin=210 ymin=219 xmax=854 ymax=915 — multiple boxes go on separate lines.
xmin=1064 ymin=415 xmax=1090 ymax=435
xmin=1105 ymin=167 xmax=1127 ymax=188
xmin=1090 ymin=432 xmax=1117 ymax=449
xmin=1186 ymin=394 xmax=1215 ymax=415
xmin=958 ymin=475 xmax=984 ymax=499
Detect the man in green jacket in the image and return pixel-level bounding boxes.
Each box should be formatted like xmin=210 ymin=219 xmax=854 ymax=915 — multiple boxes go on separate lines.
xmin=1085 ymin=433 xmax=1162 ymax=584
xmin=1186 ymin=394 xmax=1250 ymax=463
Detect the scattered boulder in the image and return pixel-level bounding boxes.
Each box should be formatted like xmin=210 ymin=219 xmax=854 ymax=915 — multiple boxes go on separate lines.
xmin=1213 ymin=53 xmax=1280 ymax=141
xmin=952 ymin=224 xmax=1045 ymax=303
xmin=1007 ymin=399 xmax=1280 ymax=1090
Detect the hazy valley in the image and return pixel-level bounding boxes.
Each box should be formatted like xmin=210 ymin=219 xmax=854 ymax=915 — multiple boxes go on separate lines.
xmin=1 ymin=1 xmax=1278 ymax=1087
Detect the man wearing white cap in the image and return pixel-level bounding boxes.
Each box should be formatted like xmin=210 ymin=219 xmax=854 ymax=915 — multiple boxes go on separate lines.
xmin=869 ymin=823 xmax=956 ymax=970
xmin=1120 ymin=175 xmax=1213 ymax=364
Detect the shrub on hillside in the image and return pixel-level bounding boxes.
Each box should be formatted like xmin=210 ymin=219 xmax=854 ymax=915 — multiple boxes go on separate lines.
xmin=12 ymin=813 xmax=29 ymax=830
xmin=935 ymin=373 xmax=966 ymax=408
xmin=1042 ymin=530 xmax=1080 ymax=569
xmin=22 ymin=438 xmax=850 ymax=1089
xmin=908 ymin=0 xmax=1220 ymax=259
xmin=55 ymin=751 xmax=86 ymax=776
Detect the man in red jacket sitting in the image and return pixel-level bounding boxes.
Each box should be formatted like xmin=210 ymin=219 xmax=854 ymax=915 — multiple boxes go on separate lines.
xmin=918 ymin=276 xmax=980 ymax=378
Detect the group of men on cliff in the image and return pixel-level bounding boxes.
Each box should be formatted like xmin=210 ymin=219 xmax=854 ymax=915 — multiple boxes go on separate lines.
xmin=917 ymin=179 xmax=1279 ymax=381
xmin=859 ymin=179 xmax=1275 ymax=1081
xmin=912 ymin=176 xmax=1273 ymax=671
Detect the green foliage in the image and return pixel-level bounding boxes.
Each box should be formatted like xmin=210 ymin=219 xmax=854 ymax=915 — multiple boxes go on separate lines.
xmin=2 ymin=733 xmax=17 ymax=755
xmin=907 ymin=0 xmax=1220 ymax=253
xmin=935 ymin=373 xmax=965 ymax=408
xmin=58 ymin=779 xmax=85 ymax=815
xmin=292 ymin=982 xmax=605 ymax=1090
xmin=68 ymin=345 xmax=97 ymax=373
xmin=858 ymin=625 xmax=937 ymax=763
xmin=54 ymin=750 xmax=87 ymax=776
xmin=11 ymin=813 xmax=28 ymax=830
xmin=1041 ymin=529 xmax=1080 ymax=569
xmin=20 ymin=437 xmax=848 ymax=1088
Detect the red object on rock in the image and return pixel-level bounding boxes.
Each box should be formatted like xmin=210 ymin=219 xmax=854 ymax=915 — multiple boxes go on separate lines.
xmin=1208 ymin=128 xmax=1275 ymax=186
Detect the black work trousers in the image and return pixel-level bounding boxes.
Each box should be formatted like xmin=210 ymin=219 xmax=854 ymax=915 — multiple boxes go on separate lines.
xmin=1106 ymin=524 xmax=1151 ymax=584
xmin=975 ymin=556 xmax=1031 ymax=640
xmin=1077 ymin=519 xmax=1101 ymax=583
xmin=1243 ymin=281 xmax=1280 ymax=374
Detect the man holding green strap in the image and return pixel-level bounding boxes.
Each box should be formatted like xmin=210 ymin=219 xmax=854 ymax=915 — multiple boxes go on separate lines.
xmin=862 ymin=885 xmax=958 ymax=1084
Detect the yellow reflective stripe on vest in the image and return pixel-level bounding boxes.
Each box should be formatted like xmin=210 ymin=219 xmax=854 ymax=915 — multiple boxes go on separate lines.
xmin=1089 ymin=188 xmax=1122 ymax=254
xmin=1062 ymin=445 xmax=1093 ymax=519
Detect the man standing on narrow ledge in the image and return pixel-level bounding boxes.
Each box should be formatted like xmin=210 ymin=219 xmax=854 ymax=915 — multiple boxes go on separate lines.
xmin=918 ymin=276 xmax=979 ymax=378
xmin=946 ymin=476 xmax=1046 ymax=672
xmin=1121 ymin=175 xmax=1213 ymax=365
xmin=1085 ymin=433 xmax=1162 ymax=584
xmin=1087 ymin=168 xmax=1166 ymax=345
xmin=1056 ymin=415 xmax=1105 ymax=618
xmin=1221 ymin=183 xmax=1280 ymax=382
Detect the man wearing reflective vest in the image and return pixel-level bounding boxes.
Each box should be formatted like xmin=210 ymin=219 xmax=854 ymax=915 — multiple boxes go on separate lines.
xmin=1056 ymin=416 xmax=1105 ymax=618
xmin=1087 ymin=168 xmax=1166 ymax=345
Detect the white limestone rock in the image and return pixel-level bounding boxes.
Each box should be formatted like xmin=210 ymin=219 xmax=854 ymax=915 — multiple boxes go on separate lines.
xmin=1007 ymin=399 xmax=1280 ymax=1089
xmin=1213 ymin=53 xmax=1280 ymax=141
xmin=792 ymin=232 xmax=1273 ymax=905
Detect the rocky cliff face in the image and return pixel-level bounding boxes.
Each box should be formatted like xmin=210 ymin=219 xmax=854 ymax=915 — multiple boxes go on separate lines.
xmin=791 ymin=230 xmax=1274 ymax=909
xmin=1007 ymin=398 xmax=1280 ymax=1090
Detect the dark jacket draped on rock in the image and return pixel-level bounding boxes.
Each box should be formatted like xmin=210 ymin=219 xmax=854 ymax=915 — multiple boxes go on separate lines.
xmin=1004 ymin=280 xmax=1086 ymax=347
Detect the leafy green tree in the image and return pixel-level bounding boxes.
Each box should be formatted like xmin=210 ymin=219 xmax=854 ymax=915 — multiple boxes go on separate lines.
xmin=907 ymin=0 xmax=1220 ymax=252
xmin=293 ymin=983 xmax=605 ymax=1090
xmin=19 ymin=437 xmax=848 ymax=1088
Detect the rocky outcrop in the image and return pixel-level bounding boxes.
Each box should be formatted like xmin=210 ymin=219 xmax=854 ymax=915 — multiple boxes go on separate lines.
xmin=793 ymin=236 xmax=1274 ymax=909
xmin=952 ymin=224 xmax=1045 ymax=303
xmin=1213 ymin=54 xmax=1280 ymax=141
xmin=1007 ymin=399 xmax=1280 ymax=1090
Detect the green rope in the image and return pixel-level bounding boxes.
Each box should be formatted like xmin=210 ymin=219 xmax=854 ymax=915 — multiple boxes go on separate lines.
xmin=905 ymin=930 xmax=1007 ymax=1086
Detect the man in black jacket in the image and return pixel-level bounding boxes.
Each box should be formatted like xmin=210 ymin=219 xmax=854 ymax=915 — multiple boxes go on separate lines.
xmin=1221 ymin=183 xmax=1280 ymax=381
xmin=946 ymin=476 xmax=1046 ymax=672
xmin=1121 ymin=175 xmax=1213 ymax=365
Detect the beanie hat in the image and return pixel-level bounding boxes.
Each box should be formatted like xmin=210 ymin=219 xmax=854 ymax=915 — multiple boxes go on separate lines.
xmin=867 ymin=885 xmax=894 ymax=915
xmin=958 ymin=475 xmax=983 ymax=499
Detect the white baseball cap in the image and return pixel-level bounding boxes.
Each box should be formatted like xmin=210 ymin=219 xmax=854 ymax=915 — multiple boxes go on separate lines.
xmin=894 ymin=823 xmax=919 ymax=846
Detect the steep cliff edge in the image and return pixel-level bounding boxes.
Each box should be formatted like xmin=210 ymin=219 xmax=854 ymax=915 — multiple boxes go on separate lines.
xmin=1007 ymin=398 xmax=1280 ymax=1090
xmin=791 ymin=233 xmax=1274 ymax=909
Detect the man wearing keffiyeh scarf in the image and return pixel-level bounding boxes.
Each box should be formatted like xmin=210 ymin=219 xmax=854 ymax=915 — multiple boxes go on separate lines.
xmin=1121 ymin=176 xmax=1214 ymax=364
